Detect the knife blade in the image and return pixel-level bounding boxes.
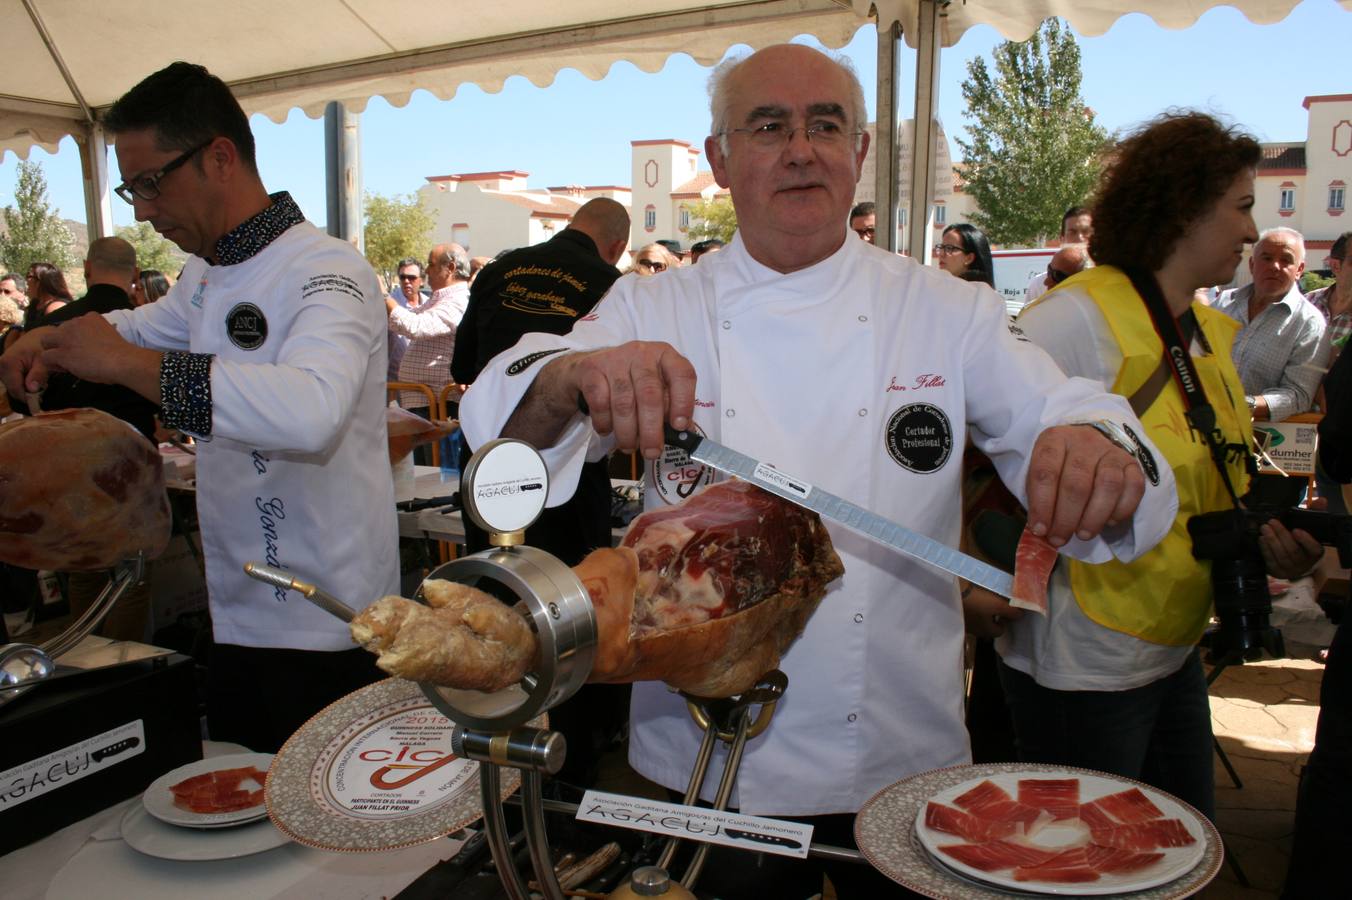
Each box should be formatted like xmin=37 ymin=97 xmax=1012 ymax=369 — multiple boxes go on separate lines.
xmin=663 ymin=426 xmax=1015 ymax=599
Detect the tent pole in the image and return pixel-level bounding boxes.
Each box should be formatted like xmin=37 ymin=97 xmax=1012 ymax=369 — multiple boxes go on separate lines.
xmin=872 ymin=19 xmax=902 ymax=253
xmin=78 ymin=122 xmax=112 ymax=242
xmin=907 ymin=0 xmax=942 ymax=263
xmin=324 ymin=102 xmax=364 ymax=252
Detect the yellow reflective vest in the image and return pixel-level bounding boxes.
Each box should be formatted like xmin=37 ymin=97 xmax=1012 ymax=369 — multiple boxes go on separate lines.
xmin=1042 ymin=266 xmax=1252 ymax=646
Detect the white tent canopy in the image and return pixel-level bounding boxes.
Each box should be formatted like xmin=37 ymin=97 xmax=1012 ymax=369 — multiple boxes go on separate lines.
xmin=3 ymin=0 xmax=1345 ymax=246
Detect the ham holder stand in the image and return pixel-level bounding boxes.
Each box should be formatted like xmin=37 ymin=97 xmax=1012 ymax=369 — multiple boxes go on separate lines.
xmin=244 ymin=439 xmax=808 ymax=899
xmin=0 ymin=554 xmax=149 ymax=708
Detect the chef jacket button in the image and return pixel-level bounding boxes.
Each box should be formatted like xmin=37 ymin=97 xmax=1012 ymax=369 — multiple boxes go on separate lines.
xmin=853 ymin=613 xmax=864 ymax=623
xmin=722 ymin=320 xmax=731 ymax=330
xmin=847 ymin=713 xmax=858 ymax=723
xmin=858 ymin=315 xmax=868 ymax=322
xmin=725 ymin=409 xmax=735 ymax=418
xmin=857 ymin=408 xmax=867 ymax=417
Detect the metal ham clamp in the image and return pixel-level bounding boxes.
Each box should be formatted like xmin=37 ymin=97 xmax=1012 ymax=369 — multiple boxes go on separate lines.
xmin=662 ymin=425 xmax=1017 ymax=599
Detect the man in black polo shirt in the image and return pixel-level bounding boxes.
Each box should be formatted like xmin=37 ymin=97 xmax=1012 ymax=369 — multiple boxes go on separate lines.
xmin=451 ymin=196 xmax=629 ymax=787
xmin=27 ymin=237 xmax=158 ymax=442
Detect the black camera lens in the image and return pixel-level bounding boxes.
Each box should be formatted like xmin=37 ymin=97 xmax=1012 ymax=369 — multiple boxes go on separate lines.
xmin=1209 ymin=557 xmax=1284 ymax=661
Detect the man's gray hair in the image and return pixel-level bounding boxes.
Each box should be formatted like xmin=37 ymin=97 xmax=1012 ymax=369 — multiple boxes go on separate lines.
xmin=434 ymin=244 xmax=472 ymax=280
xmin=1257 ymin=226 xmax=1306 ymax=262
xmin=708 ymin=46 xmax=867 ymax=156
xmin=0 ymin=273 xmax=20 ymax=289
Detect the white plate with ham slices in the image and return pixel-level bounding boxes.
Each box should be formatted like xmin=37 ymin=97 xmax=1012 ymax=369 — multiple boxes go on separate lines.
xmin=143 ymin=753 xmax=275 ymax=828
xmin=913 ymin=769 xmax=1207 ymax=895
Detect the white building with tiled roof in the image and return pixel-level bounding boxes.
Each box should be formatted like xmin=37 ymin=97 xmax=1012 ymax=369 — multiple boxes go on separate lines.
xmin=416 ymin=171 xmax=630 ymax=258
xmin=1254 ymin=94 xmax=1352 ymax=266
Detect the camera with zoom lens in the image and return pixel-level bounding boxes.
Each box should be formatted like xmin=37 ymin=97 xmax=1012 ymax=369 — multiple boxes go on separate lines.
xmin=1188 ymin=506 xmax=1352 ymax=662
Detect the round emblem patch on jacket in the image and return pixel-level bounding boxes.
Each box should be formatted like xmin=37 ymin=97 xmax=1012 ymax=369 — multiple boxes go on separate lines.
xmin=885 ymin=403 xmax=953 ymax=473
xmin=225 ymin=302 xmax=268 ymax=350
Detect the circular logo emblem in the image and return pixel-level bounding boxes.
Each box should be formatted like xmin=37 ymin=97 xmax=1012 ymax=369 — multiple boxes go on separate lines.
xmin=225 ymin=302 xmax=268 ymax=350
xmin=885 ymin=403 xmax=953 ymax=473
xmin=651 ymin=423 xmax=716 ymax=504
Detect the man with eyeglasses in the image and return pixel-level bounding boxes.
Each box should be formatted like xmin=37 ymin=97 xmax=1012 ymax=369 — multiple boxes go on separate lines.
xmin=0 ymin=62 xmax=396 ymax=754
xmin=849 ymin=200 xmax=876 ymax=242
xmin=461 ymin=44 xmax=1172 ymax=898
xmin=389 ymin=243 xmax=469 ymax=428
xmin=0 ymin=273 xmax=27 ymax=310
xmin=387 ymin=257 xmax=424 ymax=380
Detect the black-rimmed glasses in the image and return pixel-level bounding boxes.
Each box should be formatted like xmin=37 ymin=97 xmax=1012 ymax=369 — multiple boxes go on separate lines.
xmin=1046 ymin=263 xmax=1072 ymax=285
xmin=637 ymin=259 xmax=667 ymax=272
xmin=114 ymin=140 xmax=213 ymax=204
xmin=934 ymin=243 xmax=966 ymax=256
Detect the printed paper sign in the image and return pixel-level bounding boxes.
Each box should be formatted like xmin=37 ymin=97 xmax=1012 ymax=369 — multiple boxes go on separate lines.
xmin=1255 ymin=422 xmax=1318 ymax=476
xmin=0 ymin=720 xmax=146 ymax=809
xmin=577 ymin=790 xmax=813 ymax=858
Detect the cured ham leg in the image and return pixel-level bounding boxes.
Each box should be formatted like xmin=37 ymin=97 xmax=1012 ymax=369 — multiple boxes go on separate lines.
xmin=0 ymin=408 xmax=171 ymax=570
xmin=351 ymin=480 xmax=844 ymax=698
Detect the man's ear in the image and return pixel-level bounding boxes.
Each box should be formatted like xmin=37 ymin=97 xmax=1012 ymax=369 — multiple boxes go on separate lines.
xmin=706 ymin=135 xmax=730 ymax=189
xmin=853 ymin=129 xmax=871 ymax=181
xmin=202 ymin=136 xmax=240 ymax=182
xmin=604 ymin=238 xmax=628 ymax=267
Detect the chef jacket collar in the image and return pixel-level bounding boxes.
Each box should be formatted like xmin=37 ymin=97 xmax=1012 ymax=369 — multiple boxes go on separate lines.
xmin=213 ymin=191 xmax=305 ymax=267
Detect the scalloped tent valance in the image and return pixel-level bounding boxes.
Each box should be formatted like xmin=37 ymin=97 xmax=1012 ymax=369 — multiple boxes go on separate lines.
xmin=4 ymin=0 xmax=1342 ymax=161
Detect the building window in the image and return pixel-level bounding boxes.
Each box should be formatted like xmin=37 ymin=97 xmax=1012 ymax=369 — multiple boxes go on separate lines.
xmin=933 ymin=203 xmax=946 ymax=226
xmin=644 ymin=205 xmax=657 ymax=232
xmin=1332 ymin=185 xmax=1346 ymax=214
xmin=678 ymin=206 xmax=690 ymax=232
xmin=1279 ymin=188 xmax=1295 ymax=211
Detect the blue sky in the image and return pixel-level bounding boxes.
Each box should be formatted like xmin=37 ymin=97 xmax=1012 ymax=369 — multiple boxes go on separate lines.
xmin=2 ymin=0 xmax=1350 ymax=231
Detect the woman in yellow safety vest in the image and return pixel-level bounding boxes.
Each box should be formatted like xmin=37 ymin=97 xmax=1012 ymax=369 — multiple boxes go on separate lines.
xmin=996 ymin=112 xmax=1323 ymax=822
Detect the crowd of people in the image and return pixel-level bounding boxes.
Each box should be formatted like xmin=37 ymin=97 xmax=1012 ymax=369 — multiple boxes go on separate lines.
xmin=1 ymin=43 xmax=1348 ymax=899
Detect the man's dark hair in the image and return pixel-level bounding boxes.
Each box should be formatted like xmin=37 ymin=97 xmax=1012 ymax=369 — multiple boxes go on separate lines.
xmin=103 ymin=62 xmax=257 ymax=173
xmin=1090 ymin=112 xmax=1259 ymax=272
xmin=1332 ymin=231 xmax=1351 ymax=264
xmin=1061 ymin=206 xmax=1090 ymax=232
xmin=691 ymin=239 xmax=725 ymax=254
xmin=396 ymin=258 xmax=422 ymax=276
xmin=851 ymin=201 xmax=876 ymax=220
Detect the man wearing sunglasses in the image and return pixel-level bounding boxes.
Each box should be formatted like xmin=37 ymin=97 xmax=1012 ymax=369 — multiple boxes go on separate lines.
xmin=1 ymin=62 xmax=397 ymax=754
xmin=1042 ymin=243 xmax=1090 ymax=293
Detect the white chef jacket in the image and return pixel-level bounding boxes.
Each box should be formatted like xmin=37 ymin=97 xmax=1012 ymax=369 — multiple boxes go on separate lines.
xmin=461 ymin=233 xmax=1174 ymax=816
xmin=105 ymin=221 xmax=399 ymax=651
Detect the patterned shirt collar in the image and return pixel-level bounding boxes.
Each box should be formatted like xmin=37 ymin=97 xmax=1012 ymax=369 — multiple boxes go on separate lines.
xmin=212 ymin=191 xmax=305 ymax=266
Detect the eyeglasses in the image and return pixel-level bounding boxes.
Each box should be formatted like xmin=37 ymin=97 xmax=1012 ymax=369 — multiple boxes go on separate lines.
xmin=637 ymin=259 xmax=667 ymax=272
xmin=114 ymin=139 xmax=213 ymax=204
xmin=854 ymin=227 xmax=876 ymax=239
xmin=934 ymin=243 xmax=967 ymax=256
xmin=1046 ymin=263 xmax=1072 ymax=285
xmin=398 ymin=273 xmax=422 ymax=281
xmin=719 ymin=121 xmax=860 ymax=151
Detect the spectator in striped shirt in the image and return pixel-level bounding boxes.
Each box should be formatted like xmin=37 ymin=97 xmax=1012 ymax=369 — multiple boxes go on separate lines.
xmin=387 ymin=243 xmax=469 ymax=437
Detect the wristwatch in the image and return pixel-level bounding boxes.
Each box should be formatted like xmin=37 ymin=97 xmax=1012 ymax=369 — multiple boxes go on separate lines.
xmin=1083 ymin=419 xmax=1161 ymax=486
xmin=1245 ymin=395 xmax=1258 ymax=414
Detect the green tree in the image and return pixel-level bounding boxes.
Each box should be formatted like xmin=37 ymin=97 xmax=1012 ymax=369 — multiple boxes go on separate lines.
xmin=364 ymin=191 xmax=434 ymax=283
xmin=0 ymin=159 xmax=75 ymax=275
xmin=955 ymin=18 xmax=1109 ymax=246
xmin=686 ymin=196 xmax=737 ymax=243
xmin=116 ymin=220 xmax=184 ymax=275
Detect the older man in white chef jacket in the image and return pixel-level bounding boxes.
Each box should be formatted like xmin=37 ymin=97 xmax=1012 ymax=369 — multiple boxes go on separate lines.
xmin=461 ymin=45 xmax=1175 ymax=898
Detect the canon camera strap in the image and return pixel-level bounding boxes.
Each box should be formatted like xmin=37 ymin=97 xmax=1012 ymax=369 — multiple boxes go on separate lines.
xmin=1122 ymin=267 xmax=1249 ymax=508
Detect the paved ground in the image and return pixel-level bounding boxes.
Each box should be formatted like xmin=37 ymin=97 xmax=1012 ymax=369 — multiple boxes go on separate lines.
xmin=1203 ymin=655 xmax=1324 ymax=899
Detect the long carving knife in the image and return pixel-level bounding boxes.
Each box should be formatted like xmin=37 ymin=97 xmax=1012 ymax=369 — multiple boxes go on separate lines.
xmin=663 ymin=425 xmax=1016 ymax=599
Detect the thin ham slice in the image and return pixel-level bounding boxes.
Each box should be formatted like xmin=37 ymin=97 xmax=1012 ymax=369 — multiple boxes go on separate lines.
xmin=1091 ymin=818 xmax=1196 ymax=851
xmin=170 ymin=765 xmax=267 ymax=814
xmin=938 ymin=840 xmax=1059 ymax=872
xmin=1086 ymin=843 xmax=1167 ymax=874
xmin=1078 ymin=799 xmax=1119 ymax=830
xmin=1010 ymin=526 xmax=1056 ymax=614
xmin=925 ymin=802 xmax=1018 ymax=843
xmin=1095 ymin=787 xmax=1166 ymax=823
xmin=1018 ymin=778 xmax=1080 ymax=820
xmin=950 ymin=779 xmax=1044 ymax=828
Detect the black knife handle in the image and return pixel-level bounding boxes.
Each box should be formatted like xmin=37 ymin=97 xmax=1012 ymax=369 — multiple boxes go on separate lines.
xmin=663 ymin=425 xmax=702 ymax=453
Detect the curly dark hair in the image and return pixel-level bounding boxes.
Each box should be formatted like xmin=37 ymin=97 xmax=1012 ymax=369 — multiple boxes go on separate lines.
xmin=1089 ymin=112 xmax=1260 ymax=272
